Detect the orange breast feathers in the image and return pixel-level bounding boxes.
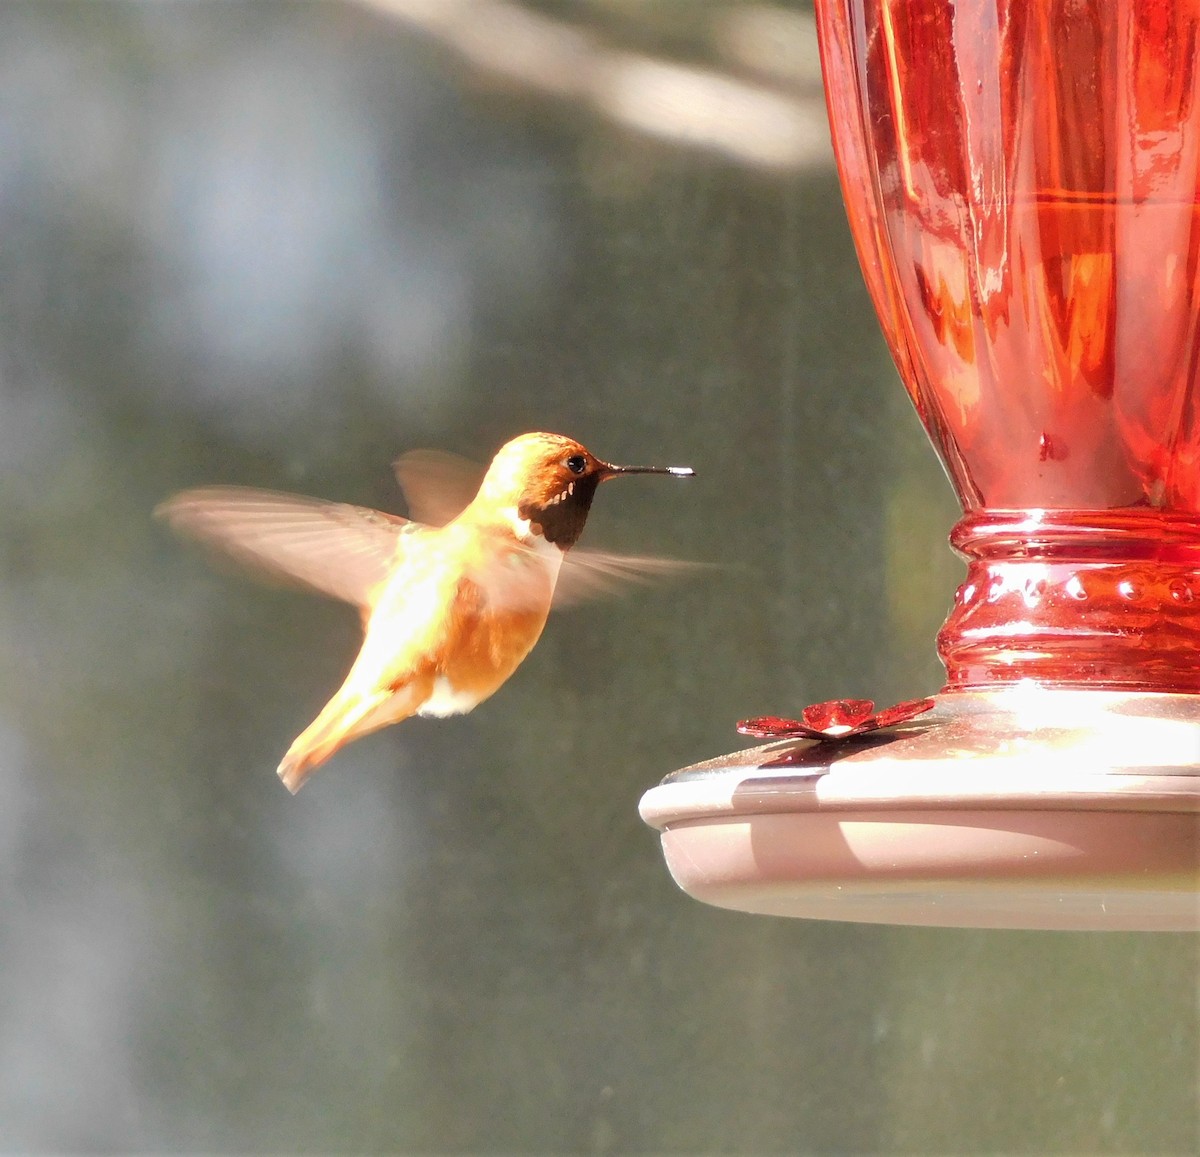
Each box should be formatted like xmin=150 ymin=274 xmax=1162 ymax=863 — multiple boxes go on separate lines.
xmin=358 ymin=520 xmax=562 ymax=716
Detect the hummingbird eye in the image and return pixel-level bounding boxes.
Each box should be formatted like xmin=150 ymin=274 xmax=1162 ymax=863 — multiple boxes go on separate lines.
xmin=565 ymin=454 xmax=587 ymax=475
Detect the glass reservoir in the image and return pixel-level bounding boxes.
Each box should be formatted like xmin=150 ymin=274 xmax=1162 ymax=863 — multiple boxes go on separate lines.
xmin=826 ymin=0 xmax=1200 ymax=689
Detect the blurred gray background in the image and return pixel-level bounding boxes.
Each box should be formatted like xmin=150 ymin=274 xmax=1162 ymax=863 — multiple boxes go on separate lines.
xmin=0 ymin=0 xmax=1195 ymax=1152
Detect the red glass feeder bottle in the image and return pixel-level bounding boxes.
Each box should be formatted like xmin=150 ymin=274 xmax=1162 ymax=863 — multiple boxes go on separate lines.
xmin=640 ymin=0 xmax=1200 ymax=930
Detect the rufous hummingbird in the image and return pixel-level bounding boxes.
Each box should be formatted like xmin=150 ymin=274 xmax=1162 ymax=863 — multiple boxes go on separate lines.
xmin=158 ymin=432 xmax=696 ymax=792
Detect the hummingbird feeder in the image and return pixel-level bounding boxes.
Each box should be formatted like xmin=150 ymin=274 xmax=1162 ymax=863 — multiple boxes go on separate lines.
xmin=640 ymin=0 xmax=1200 ymax=931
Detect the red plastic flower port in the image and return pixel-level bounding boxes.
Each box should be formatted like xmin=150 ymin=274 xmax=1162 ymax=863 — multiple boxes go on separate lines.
xmin=737 ymin=697 xmax=935 ymax=742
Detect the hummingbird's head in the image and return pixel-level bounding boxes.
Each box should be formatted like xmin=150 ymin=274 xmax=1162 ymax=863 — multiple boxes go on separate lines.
xmin=478 ymin=432 xmax=694 ymax=550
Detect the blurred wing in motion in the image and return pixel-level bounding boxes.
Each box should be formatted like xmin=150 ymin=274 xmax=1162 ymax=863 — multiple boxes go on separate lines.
xmin=393 ymin=449 xmax=484 ymax=527
xmin=553 ymin=551 xmax=711 ymax=608
xmin=156 ymin=486 xmax=413 ymax=609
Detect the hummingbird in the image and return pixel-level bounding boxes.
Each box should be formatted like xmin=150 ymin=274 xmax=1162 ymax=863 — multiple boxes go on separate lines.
xmin=157 ymin=432 xmax=696 ymax=792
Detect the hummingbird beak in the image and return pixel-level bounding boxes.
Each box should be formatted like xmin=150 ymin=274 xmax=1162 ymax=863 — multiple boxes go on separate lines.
xmin=598 ymin=462 xmax=696 ymax=481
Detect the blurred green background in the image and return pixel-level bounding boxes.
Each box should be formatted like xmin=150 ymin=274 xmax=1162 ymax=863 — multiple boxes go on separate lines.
xmin=0 ymin=0 xmax=1195 ymax=1152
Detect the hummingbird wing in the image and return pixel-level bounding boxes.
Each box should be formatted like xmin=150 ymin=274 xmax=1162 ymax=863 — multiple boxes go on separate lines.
xmin=552 ymin=551 xmax=712 ymax=608
xmin=155 ymin=486 xmax=414 ymax=609
xmin=393 ymin=449 xmax=483 ymax=526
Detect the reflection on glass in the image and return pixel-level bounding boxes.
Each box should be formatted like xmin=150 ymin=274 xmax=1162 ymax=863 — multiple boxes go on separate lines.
xmin=822 ymin=0 xmax=1199 ymax=510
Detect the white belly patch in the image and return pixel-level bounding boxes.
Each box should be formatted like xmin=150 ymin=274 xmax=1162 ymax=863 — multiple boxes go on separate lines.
xmin=418 ymin=676 xmax=483 ymax=718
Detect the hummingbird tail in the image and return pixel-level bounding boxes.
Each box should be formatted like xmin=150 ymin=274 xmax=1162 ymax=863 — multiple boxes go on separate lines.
xmin=276 ymin=685 xmax=418 ymax=793
xmin=277 ymin=742 xmax=338 ymax=795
